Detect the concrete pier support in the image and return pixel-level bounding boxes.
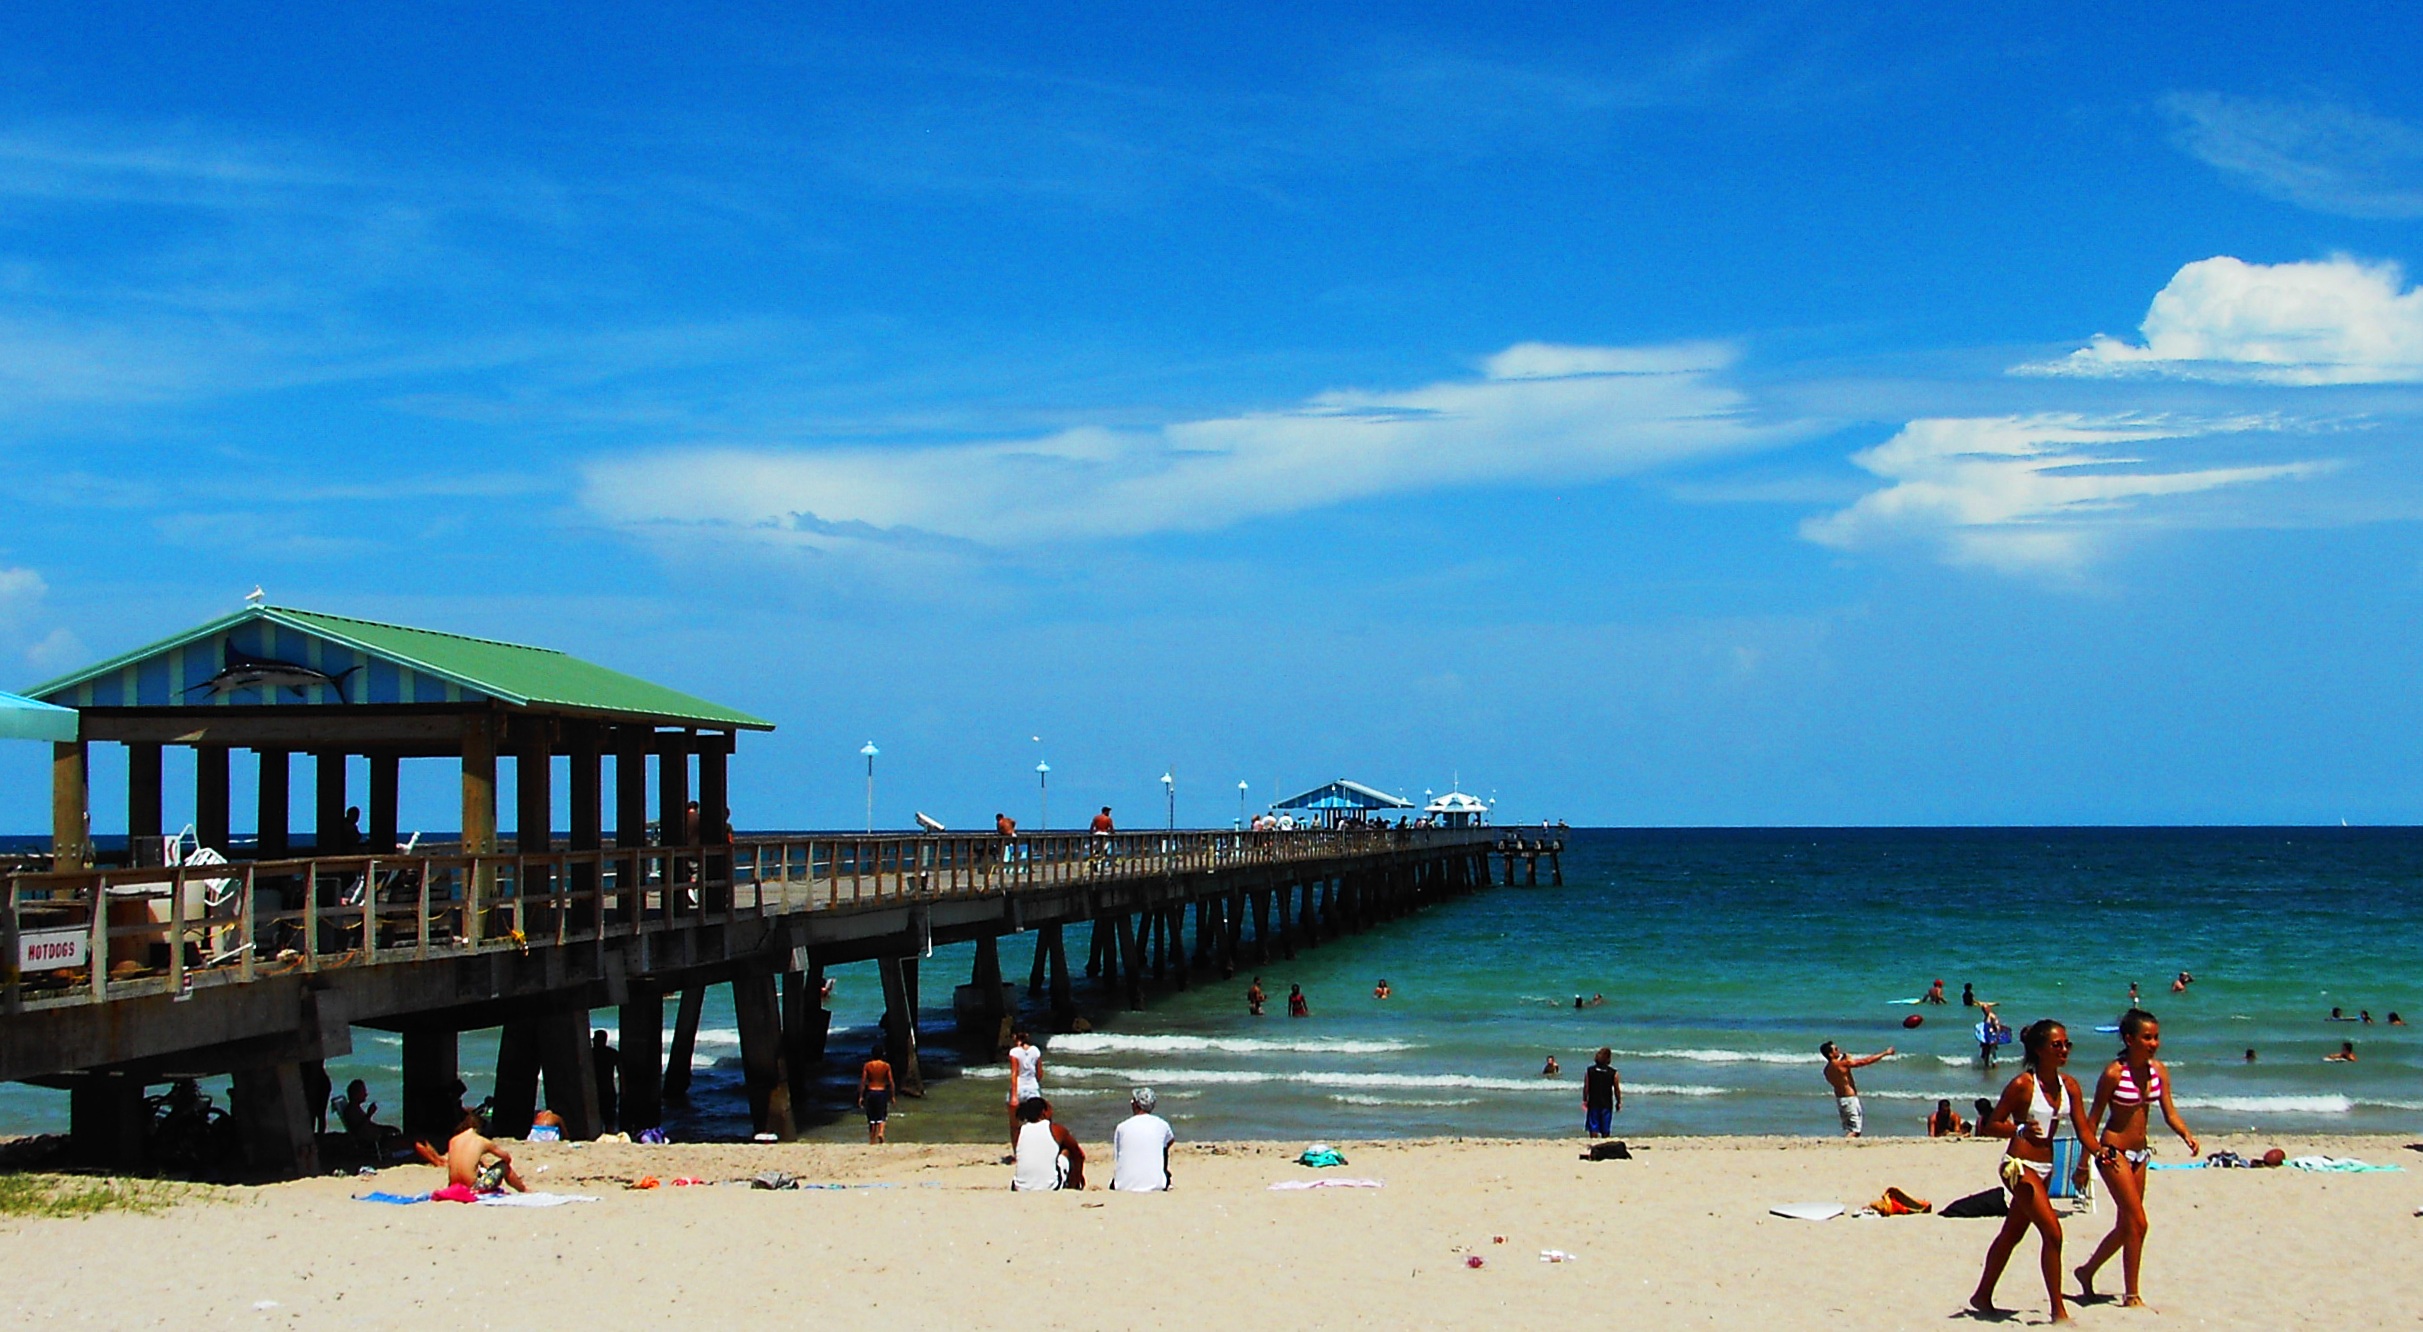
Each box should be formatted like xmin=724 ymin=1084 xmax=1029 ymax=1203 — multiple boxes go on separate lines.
xmin=491 ymin=1018 xmax=542 ymax=1138
xmin=230 ymin=1061 xmax=319 ymax=1180
xmin=732 ymin=969 xmax=795 ymax=1139
xmin=1114 ymin=912 xmax=1143 ymax=1010
xmin=664 ymin=985 xmax=705 ymax=1100
xmin=618 ymin=991 xmax=664 ymax=1132
xmin=1251 ymin=890 xmax=1272 ymax=964
xmin=67 ymin=1074 xmax=147 ymax=1170
xmin=878 ymin=955 xmax=925 ymax=1096
xmin=401 ymin=1029 xmax=459 ymax=1146
xmin=536 ymin=1009 xmax=601 ymax=1139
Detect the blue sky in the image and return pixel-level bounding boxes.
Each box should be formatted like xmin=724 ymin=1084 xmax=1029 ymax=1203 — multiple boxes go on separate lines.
xmin=6 ymin=4 xmax=2423 ymax=830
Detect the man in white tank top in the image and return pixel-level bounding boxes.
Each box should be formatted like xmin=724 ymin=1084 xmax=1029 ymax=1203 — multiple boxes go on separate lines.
xmin=1011 ymin=1097 xmax=1082 ymax=1190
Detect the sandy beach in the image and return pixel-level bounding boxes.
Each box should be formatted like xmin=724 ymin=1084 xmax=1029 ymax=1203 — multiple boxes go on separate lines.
xmin=2 ymin=1131 xmax=2411 ymax=1329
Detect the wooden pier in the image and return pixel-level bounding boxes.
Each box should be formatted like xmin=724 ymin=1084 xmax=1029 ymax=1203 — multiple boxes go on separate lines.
xmin=2 ymin=825 xmax=1496 ymax=1177
xmin=1493 ymin=831 xmax=1567 ymax=885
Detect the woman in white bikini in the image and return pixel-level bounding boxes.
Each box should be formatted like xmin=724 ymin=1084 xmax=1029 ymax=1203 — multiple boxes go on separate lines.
xmin=2076 ymin=1008 xmax=2199 ymax=1309
xmin=1971 ymin=1019 xmax=2102 ymax=1323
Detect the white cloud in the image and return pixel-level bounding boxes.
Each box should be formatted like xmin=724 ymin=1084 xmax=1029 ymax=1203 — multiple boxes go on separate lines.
xmin=24 ymin=627 xmax=85 ymax=675
xmin=581 ymin=342 xmax=1805 ymax=549
xmin=2163 ymin=93 xmax=2423 ymax=219
xmin=1802 ymin=414 xmax=2322 ymax=575
xmin=2020 ymin=256 xmax=2423 ymax=384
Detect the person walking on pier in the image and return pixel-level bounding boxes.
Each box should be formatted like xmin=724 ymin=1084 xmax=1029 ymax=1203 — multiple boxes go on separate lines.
xmin=859 ymin=1046 xmax=897 ymax=1145
xmin=1111 ymin=1087 xmax=1175 ymax=1191
xmin=1006 ymin=1029 xmax=1043 ymax=1148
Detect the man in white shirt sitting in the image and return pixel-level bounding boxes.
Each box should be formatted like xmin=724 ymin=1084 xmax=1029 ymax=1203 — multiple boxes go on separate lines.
xmin=1110 ymin=1086 xmax=1175 ymax=1191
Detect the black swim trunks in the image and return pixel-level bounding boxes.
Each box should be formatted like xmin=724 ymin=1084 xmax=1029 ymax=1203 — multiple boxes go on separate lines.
xmin=864 ymin=1090 xmax=891 ymax=1123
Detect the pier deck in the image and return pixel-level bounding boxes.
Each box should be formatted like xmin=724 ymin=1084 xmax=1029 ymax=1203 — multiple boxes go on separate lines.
xmin=4 ymin=826 xmax=1498 ymax=1177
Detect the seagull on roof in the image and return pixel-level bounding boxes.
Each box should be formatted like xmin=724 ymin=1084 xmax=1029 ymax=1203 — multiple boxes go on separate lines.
xmin=244 ymin=585 xmax=265 ymax=605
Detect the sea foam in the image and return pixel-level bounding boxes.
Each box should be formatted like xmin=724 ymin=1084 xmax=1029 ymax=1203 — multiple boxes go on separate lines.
xmin=1047 ymin=1033 xmax=1416 ymax=1056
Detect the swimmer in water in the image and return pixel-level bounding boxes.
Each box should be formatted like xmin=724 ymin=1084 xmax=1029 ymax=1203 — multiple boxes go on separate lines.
xmin=2325 ymin=1041 xmax=2357 ymax=1062
xmin=1541 ymin=1055 xmax=1560 ymax=1077
xmin=1373 ymin=979 xmax=1392 ymax=1000
xmin=1923 ymin=978 xmax=1947 ymax=1005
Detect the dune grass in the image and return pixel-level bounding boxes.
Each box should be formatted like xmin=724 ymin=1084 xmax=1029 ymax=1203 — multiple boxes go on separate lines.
xmin=0 ymin=1173 xmax=184 ymax=1219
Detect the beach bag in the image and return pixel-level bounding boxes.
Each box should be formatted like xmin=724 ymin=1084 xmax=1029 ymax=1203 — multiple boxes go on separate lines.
xmin=1940 ymin=1188 xmax=2007 ymax=1219
xmin=1581 ymin=1140 xmax=1632 ymax=1161
xmin=1298 ymin=1145 xmax=1348 ymax=1168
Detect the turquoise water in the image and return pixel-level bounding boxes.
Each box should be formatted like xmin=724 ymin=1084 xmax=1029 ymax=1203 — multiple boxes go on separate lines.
xmin=8 ymin=829 xmax=2418 ymax=1149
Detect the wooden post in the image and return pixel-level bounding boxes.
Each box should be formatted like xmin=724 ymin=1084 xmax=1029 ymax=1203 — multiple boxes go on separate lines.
xmin=1251 ymin=889 xmax=1272 ymax=964
xmin=367 ymin=753 xmax=399 ymax=854
xmin=536 ymin=1008 xmax=602 ymax=1140
xmin=1114 ymin=912 xmax=1143 ymax=1009
xmin=491 ymin=1018 xmax=542 ymax=1138
xmin=50 ymin=741 xmax=87 ymax=870
xmin=401 ymin=1028 xmax=459 ymax=1146
xmin=256 ymin=749 xmax=289 ymax=858
xmin=126 ymin=743 xmax=162 ymax=866
xmin=516 ymin=724 xmax=552 ymax=855
xmin=614 ymin=728 xmax=648 ymax=925
xmin=665 ymin=985 xmax=705 ymax=1099
xmin=877 ymin=955 xmax=925 ymax=1096
xmin=568 ymin=724 xmax=602 ymax=905
xmin=733 ymin=970 xmax=795 ymax=1138
xmin=230 ymin=1061 xmax=320 ymax=1180
xmin=803 ymin=959 xmax=830 ymax=1063
xmin=314 ymin=750 xmax=348 ymax=853
xmin=697 ymin=741 xmax=729 ymax=910
xmin=1027 ymin=926 xmax=1050 ymax=995
xmin=1147 ymin=909 xmax=1166 ymax=978
xmin=1222 ymin=890 xmax=1243 ymax=975
xmin=196 ymin=744 xmax=230 ymax=852
xmin=460 ymin=716 xmax=497 ymax=855
xmin=1276 ymin=881 xmax=1296 ymax=958
xmin=656 ymin=735 xmax=690 ymax=854
xmin=1166 ymin=906 xmax=1190 ymax=989
xmin=618 ymin=990 xmax=664 ymax=1132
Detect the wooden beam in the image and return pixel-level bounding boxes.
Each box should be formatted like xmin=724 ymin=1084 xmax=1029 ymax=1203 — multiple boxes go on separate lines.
xmin=314 ymin=750 xmax=348 ymax=853
xmin=535 ymin=1008 xmax=601 ymax=1140
xmin=490 ymin=1018 xmax=541 ymax=1138
xmin=459 ymin=715 xmax=496 ymax=857
xmin=781 ymin=970 xmax=823 ymax=1114
xmin=367 ymin=753 xmax=399 ymax=855
xmin=195 ymin=744 xmax=230 ymax=853
xmin=229 ymin=1060 xmax=320 ymax=1181
xmin=613 ymin=727 xmax=649 ymax=850
xmin=255 ymin=749 xmax=289 ymax=859
xmin=125 ymin=743 xmax=162 ymax=866
xmin=50 ymin=741 xmax=87 ymax=870
xmin=516 ymin=727 xmax=552 ymax=856
xmin=78 ymin=708 xmax=480 ymax=748
xmin=877 ymin=955 xmax=924 ymax=1096
xmin=400 ymin=1028 xmax=459 ymax=1146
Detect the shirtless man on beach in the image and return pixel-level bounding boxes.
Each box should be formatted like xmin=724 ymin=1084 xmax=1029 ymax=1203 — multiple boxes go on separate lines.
xmin=859 ymin=1049 xmax=896 ymax=1145
xmin=1818 ymin=1041 xmax=1893 ymax=1138
xmin=445 ymin=1113 xmax=527 ymax=1193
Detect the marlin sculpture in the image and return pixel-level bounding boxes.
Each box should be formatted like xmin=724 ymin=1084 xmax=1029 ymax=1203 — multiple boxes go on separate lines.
xmin=184 ymin=647 xmax=360 ymax=701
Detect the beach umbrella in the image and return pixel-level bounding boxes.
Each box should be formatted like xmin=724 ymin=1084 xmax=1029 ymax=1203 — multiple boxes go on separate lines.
xmin=0 ymin=690 xmax=76 ymax=743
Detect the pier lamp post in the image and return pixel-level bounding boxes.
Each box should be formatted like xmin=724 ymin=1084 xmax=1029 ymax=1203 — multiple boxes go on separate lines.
xmin=1161 ymin=771 xmax=1174 ymax=831
xmin=859 ymin=741 xmax=878 ymax=833
xmin=1237 ymin=779 xmax=1248 ymax=830
xmin=1036 ymin=759 xmax=1050 ymax=830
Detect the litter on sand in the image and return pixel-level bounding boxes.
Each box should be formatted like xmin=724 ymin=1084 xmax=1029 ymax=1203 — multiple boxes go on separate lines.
xmin=1769 ymin=1202 xmax=1846 ymax=1221
xmin=477 ymin=1192 xmax=597 ymax=1207
xmin=1269 ymin=1177 xmax=1384 ymax=1190
xmin=1539 ymin=1249 xmax=1577 ymax=1263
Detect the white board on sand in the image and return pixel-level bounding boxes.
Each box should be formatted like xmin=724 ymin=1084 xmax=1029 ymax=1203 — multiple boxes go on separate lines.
xmin=1770 ymin=1202 xmax=1846 ymax=1221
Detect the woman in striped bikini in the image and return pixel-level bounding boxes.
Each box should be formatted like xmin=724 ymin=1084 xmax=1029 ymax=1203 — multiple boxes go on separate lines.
xmin=2077 ymin=1008 xmax=2200 ymax=1309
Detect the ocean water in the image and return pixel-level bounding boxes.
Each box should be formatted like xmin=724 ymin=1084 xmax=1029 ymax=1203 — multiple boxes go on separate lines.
xmin=7 ymin=828 xmax=2418 ymax=1150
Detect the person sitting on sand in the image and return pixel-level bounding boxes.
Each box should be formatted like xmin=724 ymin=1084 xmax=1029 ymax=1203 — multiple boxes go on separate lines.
xmin=445 ymin=1112 xmax=527 ymax=1194
xmin=1373 ymin=978 xmax=1392 ymax=999
xmin=1972 ymin=1097 xmax=1994 ymax=1131
xmin=1927 ymin=1099 xmax=1970 ymax=1137
xmin=1818 ymin=1040 xmax=1894 ymax=1138
xmin=2326 ymin=1041 xmax=2357 ymax=1062
xmin=1247 ymin=977 xmax=1266 ymax=1017
xmin=1110 ymin=1087 xmax=1174 ymax=1192
xmin=1541 ymin=1055 xmax=1560 ymax=1077
xmin=1288 ymin=983 xmax=1309 ymax=1018
xmin=1011 ymin=1097 xmax=1084 ymax=1191
xmin=337 ymin=1079 xmax=404 ymax=1160
xmin=1923 ymin=978 xmax=1947 ymax=1005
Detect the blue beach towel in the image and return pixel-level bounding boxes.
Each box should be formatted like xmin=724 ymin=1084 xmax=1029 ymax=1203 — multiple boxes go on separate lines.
xmin=355 ymin=1191 xmax=430 ymax=1205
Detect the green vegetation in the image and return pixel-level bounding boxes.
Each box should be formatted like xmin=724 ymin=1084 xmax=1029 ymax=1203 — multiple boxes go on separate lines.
xmin=0 ymin=1173 xmax=184 ymax=1219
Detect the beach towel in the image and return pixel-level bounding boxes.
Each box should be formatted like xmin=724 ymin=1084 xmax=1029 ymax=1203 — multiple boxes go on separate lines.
xmin=476 ymin=1192 xmax=598 ymax=1206
xmin=2286 ymin=1156 xmax=2402 ymax=1173
xmin=1268 ymin=1178 xmax=1384 ymax=1190
xmin=354 ymin=1191 xmax=430 ymax=1205
xmin=429 ymin=1184 xmax=480 ymax=1204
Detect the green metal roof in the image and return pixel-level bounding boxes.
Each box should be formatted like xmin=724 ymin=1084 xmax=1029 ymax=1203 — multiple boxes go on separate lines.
xmin=27 ymin=605 xmax=773 ymax=730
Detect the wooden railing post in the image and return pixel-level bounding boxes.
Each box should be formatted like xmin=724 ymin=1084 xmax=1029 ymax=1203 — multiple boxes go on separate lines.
xmin=302 ymin=859 xmax=320 ymax=972
xmin=168 ymin=862 xmax=187 ymax=990
xmin=1 ymin=875 xmax=18 ymax=1015
xmin=88 ymin=872 xmax=108 ymax=1002
xmin=238 ymin=865 xmax=257 ymax=981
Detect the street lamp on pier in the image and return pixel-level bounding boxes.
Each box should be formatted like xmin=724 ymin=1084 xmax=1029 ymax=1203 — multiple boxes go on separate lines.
xmin=1161 ymin=771 xmax=1174 ymax=831
xmin=859 ymin=741 xmax=879 ymax=833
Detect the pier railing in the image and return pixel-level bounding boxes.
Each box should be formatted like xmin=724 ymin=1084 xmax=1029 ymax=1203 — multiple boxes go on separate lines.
xmin=1 ymin=826 xmax=1485 ymax=1014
